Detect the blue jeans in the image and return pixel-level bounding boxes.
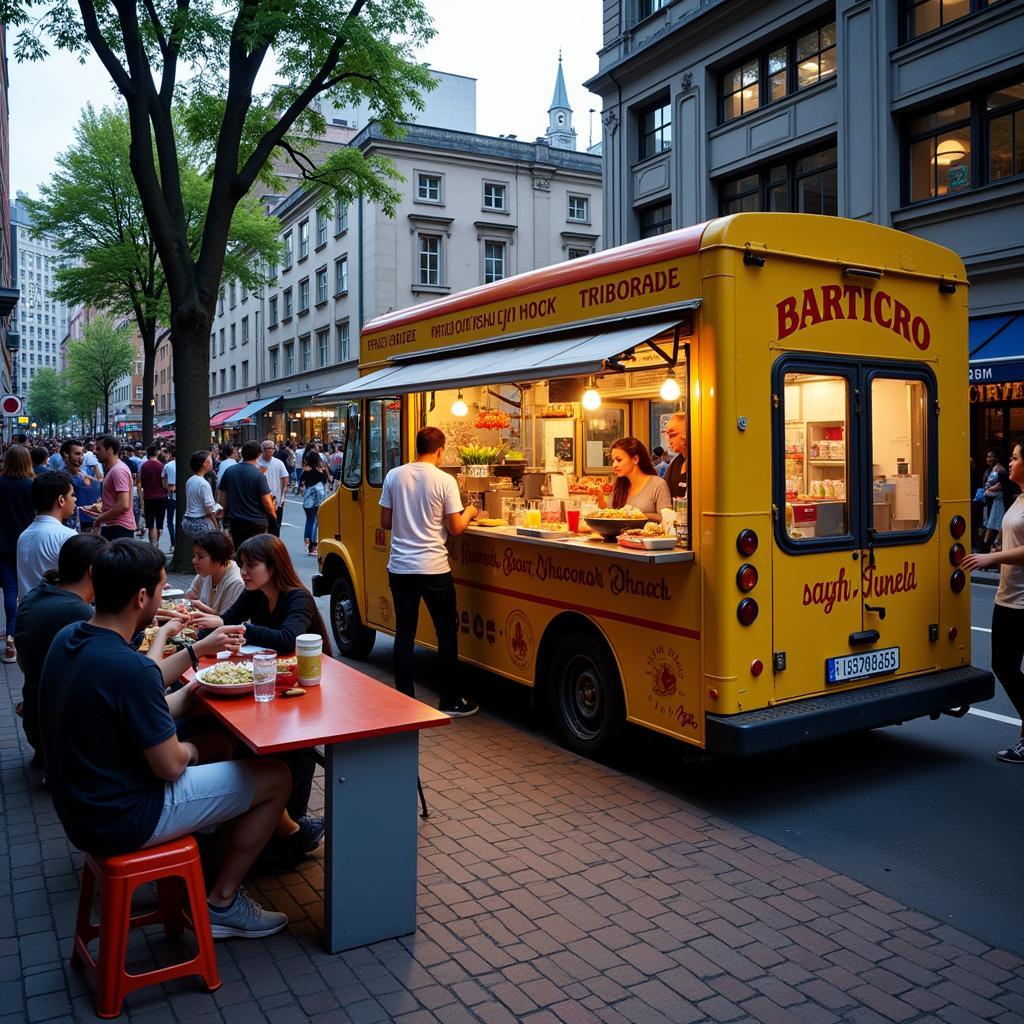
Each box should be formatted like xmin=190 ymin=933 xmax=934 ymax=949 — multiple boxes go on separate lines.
xmin=166 ymin=494 xmax=176 ymax=546
xmin=303 ymin=507 xmax=318 ymax=546
xmin=0 ymin=553 xmax=17 ymax=637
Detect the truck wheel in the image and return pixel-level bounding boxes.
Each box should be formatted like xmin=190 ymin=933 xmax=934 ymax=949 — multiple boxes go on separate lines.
xmin=548 ymin=633 xmax=625 ymax=756
xmin=330 ymin=574 xmax=375 ymax=659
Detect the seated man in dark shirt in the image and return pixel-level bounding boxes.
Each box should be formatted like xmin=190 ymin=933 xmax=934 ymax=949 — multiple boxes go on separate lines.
xmin=39 ymin=539 xmax=293 ymax=939
xmin=16 ymin=533 xmax=108 ymax=764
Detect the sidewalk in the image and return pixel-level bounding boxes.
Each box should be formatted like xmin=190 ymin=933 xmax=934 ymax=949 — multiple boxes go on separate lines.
xmin=2 ymin=653 xmax=1023 ymax=1023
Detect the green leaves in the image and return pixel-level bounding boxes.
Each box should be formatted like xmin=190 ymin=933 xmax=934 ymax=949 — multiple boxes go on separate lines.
xmin=64 ymin=314 xmax=137 ymax=431
xmin=26 ymin=368 xmax=69 ymax=433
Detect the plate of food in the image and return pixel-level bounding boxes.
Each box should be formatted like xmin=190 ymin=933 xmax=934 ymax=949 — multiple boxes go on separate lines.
xmin=138 ymin=625 xmax=198 ymax=655
xmin=195 ymin=661 xmax=255 ymax=694
xmin=584 ymin=505 xmax=649 ymax=539
xmin=617 ymin=523 xmax=678 ymax=550
xmin=475 ymin=518 xmax=506 ymax=528
xmin=517 ymin=522 xmax=571 ymax=539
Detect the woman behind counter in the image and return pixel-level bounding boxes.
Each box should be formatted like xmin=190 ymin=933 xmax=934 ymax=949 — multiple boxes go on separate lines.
xmin=590 ymin=437 xmax=672 ymax=523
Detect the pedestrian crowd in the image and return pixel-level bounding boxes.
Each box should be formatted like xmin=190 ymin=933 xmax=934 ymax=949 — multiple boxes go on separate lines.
xmin=0 ymin=430 xmax=344 ymax=940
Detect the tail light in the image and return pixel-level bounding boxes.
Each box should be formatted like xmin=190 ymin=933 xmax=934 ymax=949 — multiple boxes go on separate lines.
xmin=737 ymin=598 xmax=759 ymax=625
xmin=750 ymin=658 xmax=764 ymax=676
xmin=950 ymin=569 xmax=966 ymax=593
xmin=950 ymin=516 xmax=966 ymax=539
xmin=948 ymin=626 xmax=958 ymax=640
xmin=949 ymin=543 xmax=965 ymax=566
xmin=737 ymin=563 xmax=758 ymax=592
xmin=737 ymin=529 xmax=758 ymax=556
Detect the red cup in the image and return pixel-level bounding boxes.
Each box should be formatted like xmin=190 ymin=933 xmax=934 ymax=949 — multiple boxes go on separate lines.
xmin=566 ymin=509 xmax=581 ymax=532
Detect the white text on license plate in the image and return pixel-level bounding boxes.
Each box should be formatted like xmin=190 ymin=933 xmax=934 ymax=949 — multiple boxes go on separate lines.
xmin=826 ymin=646 xmax=900 ymax=684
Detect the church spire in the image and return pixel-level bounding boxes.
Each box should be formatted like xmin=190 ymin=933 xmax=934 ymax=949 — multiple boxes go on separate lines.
xmin=545 ymin=52 xmax=577 ymax=151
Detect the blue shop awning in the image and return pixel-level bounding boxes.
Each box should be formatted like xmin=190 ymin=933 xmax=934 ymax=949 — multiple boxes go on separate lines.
xmin=224 ymin=395 xmax=282 ymax=425
xmin=969 ymin=314 xmax=1024 ymax=383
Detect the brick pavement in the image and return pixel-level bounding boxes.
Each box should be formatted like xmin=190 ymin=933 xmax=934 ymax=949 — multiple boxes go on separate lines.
xmin=2 ymin=629 xmax=1023 ymax=1023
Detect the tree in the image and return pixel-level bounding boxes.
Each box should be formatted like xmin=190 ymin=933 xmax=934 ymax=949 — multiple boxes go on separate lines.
xmin=4 ymin=0 xmax=435 ymax=567
xmin=26 ymin=368 xmax=69 ymax=435
xmin=25 ymin=105 xmax=282 ymax=446
xmin=65 ymin=315 xmax=136 ymax=433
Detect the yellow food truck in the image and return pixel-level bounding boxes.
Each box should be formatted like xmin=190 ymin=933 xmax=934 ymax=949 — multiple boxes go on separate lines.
xmin=312 ymin=213 xmax=993 ymax=756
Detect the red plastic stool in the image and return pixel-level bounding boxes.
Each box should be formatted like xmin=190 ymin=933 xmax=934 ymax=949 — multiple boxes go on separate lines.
xmin=70 ymin=834 xmax=221 ymax=1018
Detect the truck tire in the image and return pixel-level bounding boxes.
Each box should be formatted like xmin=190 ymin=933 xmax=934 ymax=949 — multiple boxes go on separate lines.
xmin=548 ymin=633 xmax=625 ymax=756
xmin=330 ymin=574 xmax=376 ymax=659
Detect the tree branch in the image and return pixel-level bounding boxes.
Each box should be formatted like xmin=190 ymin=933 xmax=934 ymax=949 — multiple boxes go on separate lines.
xmin=139 ymin=0 xmax=169 ymax=59
xmin=76 ymin=0 xmax=134 ymax=95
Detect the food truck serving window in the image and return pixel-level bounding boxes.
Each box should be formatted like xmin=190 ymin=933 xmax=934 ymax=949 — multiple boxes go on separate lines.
xmin=341 ymin=401 xmax=361 ymax=489
xmin=367 ymin=398 xmax=402 ymax=488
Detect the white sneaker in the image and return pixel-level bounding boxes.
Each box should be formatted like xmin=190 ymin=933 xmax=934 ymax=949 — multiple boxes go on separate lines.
xmin=207 ymin=888 xmax=288 ymax=939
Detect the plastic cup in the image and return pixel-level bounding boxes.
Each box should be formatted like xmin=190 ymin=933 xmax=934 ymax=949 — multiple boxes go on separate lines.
xmin=296 ymin=634 xmax=323 ymax=685
xmin=253 ymin=651 xmax=277 ymax=702
xmin=566 ymin=509 xmax=580 ymax=532
xmin=524 ymin=508 xmax=542 ymax=528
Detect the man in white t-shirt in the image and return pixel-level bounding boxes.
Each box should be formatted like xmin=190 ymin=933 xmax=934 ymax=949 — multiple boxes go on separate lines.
xmin=160 ymin=451 xmax=177 ymax=550
xmin=379 ymin=427 xmax=479 ymax=717
xmin=16 ymin=471 xmax=78 ymax=597
xmin=257 ymin=441 xmax=290 ymax=536
xmin=83 ymin=441 xmax=103 ymax=481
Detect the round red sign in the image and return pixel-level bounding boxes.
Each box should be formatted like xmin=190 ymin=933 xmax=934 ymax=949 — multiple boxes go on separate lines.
xmin=0 ymin=395 xmax=22 ymax=415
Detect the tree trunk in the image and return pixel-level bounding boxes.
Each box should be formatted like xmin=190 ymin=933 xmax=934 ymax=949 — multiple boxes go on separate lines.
xmin=170 ymin=304 xmax=214 ymax=572
xmin=103 ymin=392 xmax=110 ymax=434
xmin=141 ymin=320 xmax=158 ymax=447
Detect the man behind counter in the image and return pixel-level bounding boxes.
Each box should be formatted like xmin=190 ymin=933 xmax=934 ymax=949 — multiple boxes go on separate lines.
xmin=665 ymin=413 xmax=688 ymax=501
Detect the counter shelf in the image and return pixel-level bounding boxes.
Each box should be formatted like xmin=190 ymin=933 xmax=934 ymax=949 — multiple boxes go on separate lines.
xmin=466 ymin=523 xmax=694 ymax=564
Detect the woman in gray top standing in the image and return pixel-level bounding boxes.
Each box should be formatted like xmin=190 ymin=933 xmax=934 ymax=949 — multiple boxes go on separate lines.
xmin=589 ymin=437 xmax=672 ymax=523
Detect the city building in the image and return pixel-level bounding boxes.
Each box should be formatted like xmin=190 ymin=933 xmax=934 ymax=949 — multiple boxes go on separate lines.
xmin=587 ymin=0 xmax=1023 ymax=465
xmin=108 ymin=318 xmax=144 ymax=438
xmin=205 ymin=64 xmax=602 ymax=444
xmin=0 ymin=26 xmax=16 ymax=401
xmin=10 ymin=192 xmax=68 ymax=404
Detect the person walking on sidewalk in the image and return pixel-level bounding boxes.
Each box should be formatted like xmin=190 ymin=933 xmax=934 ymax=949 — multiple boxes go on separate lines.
xmin=220 ymin=441 xmax=275 ymax=548
xmin=160 ymin=449 xmax=176 ymax=551
xmin=91 ymin=436 xmax=137 ymax=540
xmin=139 ymin=446 xmax=169 ymax=547
xmin=0 ymin=444 xmax=35 ymax=663
xmin=257 ymin=441 xmax=290 ymax=537
xmin=962 ymin=437 xmax=1024 ymax=764
xmin=379 ymin=426 xmax=479 ymax=717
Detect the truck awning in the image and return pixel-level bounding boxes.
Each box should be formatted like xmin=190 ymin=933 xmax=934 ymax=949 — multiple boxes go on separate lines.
xmin=318 ymin=314 xmax=694 ymax=401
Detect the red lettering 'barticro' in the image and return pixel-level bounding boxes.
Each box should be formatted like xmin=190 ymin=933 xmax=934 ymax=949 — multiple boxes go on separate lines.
xmin=775 ymin=285 xmax=930 ymax=350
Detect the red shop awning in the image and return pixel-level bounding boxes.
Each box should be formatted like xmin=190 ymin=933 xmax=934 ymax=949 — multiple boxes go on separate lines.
xmin=209 ymin=407 xmax=244 ymax=428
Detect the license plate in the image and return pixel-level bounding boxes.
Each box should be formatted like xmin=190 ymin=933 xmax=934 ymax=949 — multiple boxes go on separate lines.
xmin=826 ymin=646 xmax=900 ymax=684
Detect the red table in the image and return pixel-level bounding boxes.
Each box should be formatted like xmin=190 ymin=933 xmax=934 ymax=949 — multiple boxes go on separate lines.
xmin=190 ymin=655 xmax=448 ymax=952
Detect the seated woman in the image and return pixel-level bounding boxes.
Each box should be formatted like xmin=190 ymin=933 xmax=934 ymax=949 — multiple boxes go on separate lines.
xmin=192 ymin=534 xmax=330 ymax=868
xmin=590 ymin=437 xmax=672 ymax=523
xmin=184 ymin=531 xmax=244 ymax=615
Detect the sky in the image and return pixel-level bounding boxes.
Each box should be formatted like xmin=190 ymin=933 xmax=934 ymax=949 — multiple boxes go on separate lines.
xmin=8 ymin=0 xmax=605 ymax=199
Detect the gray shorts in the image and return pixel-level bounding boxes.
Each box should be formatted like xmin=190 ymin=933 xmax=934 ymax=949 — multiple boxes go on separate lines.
xmin=143 ymin=761 xmax=257 ymax=847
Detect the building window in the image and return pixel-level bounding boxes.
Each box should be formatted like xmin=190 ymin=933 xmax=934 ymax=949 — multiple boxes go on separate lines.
xmin=268 ymin=261 xmax=278 ymax=280
xmin=282 ymin=288 xmax=293 ymax=319
xmin=336 ymin=322 xmax=350 ymax=362
xmin=135 ymin=386 xmax=143 ymax=400
xmin=220 ymin=368 xmax=226 ymax=392
xmin=241 ymin=282 xmax=248 ymax=302
xmin=211 ymin=372 xmax=216 ymax=395
xmin=987 ymin=82 xmax=1024 ymax=182
xmin=230 ymin=366 xmax=236 ymax=391
xmin=483 ymin=182 xmax=507 ymax=211
xmin=317 ymin=327 xmax=330 ymax=367
xmin=241 ymin=361 xmax=249 ymax=386
xmin=284 ymin=343 xmax=294 ymax=376
xmin=230 ymin=323 xmax=236 ymax=349
xmin=567 ymin=248 xmax=591 ymax=260
xmin=219 ymin=328 xmax=225 ymax=354
xmin=484 ymin=241 xmax=506 ymax=284
xmin=639 ymin=99 xmax=671 ymax=159
xmin=638 ymin=201 xmax=672 ymax=238
xmin=300 ymin=336 xmax=311 ymax=372
xmin=283 ymin=232 xmax=293 ymax=268
xmin=269 ymin=347 xmax=279 ymax=378
xmin=316 ymin=267 xmax=328 ymax=304
xmin=218 ymin=288 xmax=224 ymax=315
xmin=720 ymin=19 xmax=836 ymax=124
xmin=418 ymin=235 xmax=442 ymax=285
xmin=210 ymin=333 xmax=215 ymax=357
xmin=335 ymin=198 xmax=348 ymax=234
xmin=568 ymin=195 xmax=589 ymax=222
xmin=907 ymin=101 xmax=973 ymax=201
xmin=637 ymin=0 xmax=668 ymax=18
xmin=229 ymin=283 xmax=236 ymax=309
xmin=416 ymin=173 xmax=442 ymax=202
xmin=298 ymin=220 xmax=309 ymax=260
xmin=316 ymin=210 xmax=328 ymax=248
xmin=241 ymin=316 xmax=249 ymax=345
xmin=719 ymin=145 xmax=838 ymax=215
xmin=298 ymin=278 xmax=310 ymax=313
xmin=269 ymin=295 xmax=278 ymax=326
xmin=903 ymin=0 xmax=1003 ymax=41
xmin=335 ymin=256 xmax=348 ymax=295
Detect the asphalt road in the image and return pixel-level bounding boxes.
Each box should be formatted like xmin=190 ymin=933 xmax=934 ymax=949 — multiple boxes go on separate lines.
xmin=266 ymin=500 xmax=1024 ymax=956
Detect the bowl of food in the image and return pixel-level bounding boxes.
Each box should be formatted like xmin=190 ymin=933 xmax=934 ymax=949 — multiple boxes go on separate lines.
xmin=195 ymin=661 xmax=254 ymax=695
xmin=276 ymin=657 xmax=298 ymax=687
xmin=583 ymin=505 xmax=649 ymax=539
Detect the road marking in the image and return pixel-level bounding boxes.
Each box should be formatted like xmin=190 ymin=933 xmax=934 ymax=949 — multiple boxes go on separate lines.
xmin=971 ymin=626 xmax=992 ymax=633
xmin=969 ymin=707 xmax=1023 ymax=727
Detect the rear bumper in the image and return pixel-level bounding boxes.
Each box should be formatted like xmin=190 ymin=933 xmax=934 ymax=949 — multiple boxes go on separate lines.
xmin=705 ymin=666 xmax=994 ymax=757
xmin=311 ymin=573 xmax=330 ymax=598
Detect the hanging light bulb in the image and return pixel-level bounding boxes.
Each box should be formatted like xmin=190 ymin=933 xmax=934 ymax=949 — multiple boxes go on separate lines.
xmin=660 ymin=368 xmax=681 ymax=402
xmin=451 ymin=390 xmax=468 ymax=417
xmin=581 ymin=377 xmax=602 ymax=411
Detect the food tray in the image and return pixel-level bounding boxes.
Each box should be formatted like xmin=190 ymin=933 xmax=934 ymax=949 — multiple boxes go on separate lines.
xmin=516 ymin=526 xmax=571 ymax=540
xmin=617 ymin=534 xmax=678 ymax=550
xmin=584 ymin=516 xmax=647 ymax=539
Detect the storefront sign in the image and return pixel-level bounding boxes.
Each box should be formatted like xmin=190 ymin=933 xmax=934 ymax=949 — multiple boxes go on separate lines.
xmin=776 ymin=285 xmax=931 ymax=351
xmin=970 ymin=381 xmax=1024 ymax=403
xmin=301 ymin=408 xmax=336 ymax=419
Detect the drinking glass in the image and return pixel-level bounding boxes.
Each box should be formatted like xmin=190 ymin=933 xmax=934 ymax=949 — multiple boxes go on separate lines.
xmin=253 ymin=651 xmax=277 ymax=703
xmin=566 ymin=509 xmax=581 ymax=532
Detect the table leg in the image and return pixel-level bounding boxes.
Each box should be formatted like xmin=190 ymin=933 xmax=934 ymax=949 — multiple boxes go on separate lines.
xmin=324 ymin=731 xmax=419 ymax=952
